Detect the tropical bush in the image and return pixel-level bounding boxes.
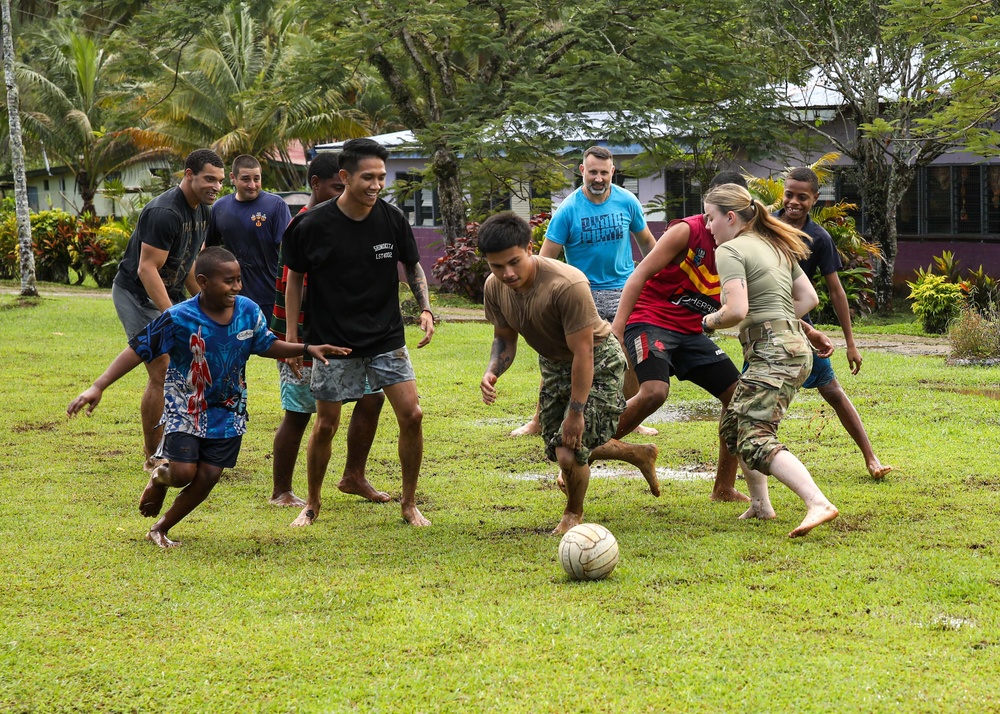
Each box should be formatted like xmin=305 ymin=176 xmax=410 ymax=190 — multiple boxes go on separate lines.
xmin=433 ymin=213 xmax=551 ymax=303
xmin=948 ymin=305 xmax=1000 ymax=360
xmin=0 ymin=210 xmax=132 ymax=286
xmin=906 ymin=272 xmax=965 ymax=334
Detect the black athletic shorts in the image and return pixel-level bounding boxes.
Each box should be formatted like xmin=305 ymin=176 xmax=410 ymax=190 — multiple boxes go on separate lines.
xmin=161 ymin=432 xmax=242 ymax=469
xmin=624 ymin=323 xmax=740 ymax=398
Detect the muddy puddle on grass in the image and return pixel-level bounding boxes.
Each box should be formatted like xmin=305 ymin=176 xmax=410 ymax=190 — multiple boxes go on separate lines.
xmin=647 ymin=400 xmax=721 ymax=423
xmin=509 ymin=463 xmax=714 ymax=483
xmin=932 ymin=385 xmax=1000 ymax=400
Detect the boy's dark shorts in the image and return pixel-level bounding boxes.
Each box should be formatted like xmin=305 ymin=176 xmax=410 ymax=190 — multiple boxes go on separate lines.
xmin=161 ymin=432 xmax=242 ymax=469
xmin=624 ymin=323 xmax=739 ymax=397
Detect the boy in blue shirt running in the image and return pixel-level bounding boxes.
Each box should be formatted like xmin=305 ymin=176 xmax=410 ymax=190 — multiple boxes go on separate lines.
xmin=68 ymin=247 xmax=349 ymax=548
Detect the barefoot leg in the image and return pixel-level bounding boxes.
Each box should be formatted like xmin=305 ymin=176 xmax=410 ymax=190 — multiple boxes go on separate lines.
xmin=146 ymin=462 xmax=221 ymax=546
xmin=589 ymin=439 xmax=659 ymax=497
xmin=553 ymin=447 xmax=587 ymax=535
xmin=767 ymin=450 xmax=838 ymax=537
xmin=139 ymin=465 xmax=170 ymax=517
xmin=383 ymin=381 xmax=431 ymax=526
xmin=867 ymin=458 xmax=892 ymax=479
xmin=710 ymin=388 xmax=749 ymax=502
xmin=737 ymin=461 xmax=777 ymax=520
xmin=270 ymin=409 xmax=310 ymax=506
xmin=290 ymin=400 xmax=340 ymax=527
xmin=337 ymin=393 xmax=391 ymax=503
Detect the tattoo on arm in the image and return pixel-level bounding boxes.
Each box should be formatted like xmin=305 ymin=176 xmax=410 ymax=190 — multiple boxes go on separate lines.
xmin=404 ymin=264 xmax=431 ymax=312
xmin=487 ymin=337 xmax=514 ymax=377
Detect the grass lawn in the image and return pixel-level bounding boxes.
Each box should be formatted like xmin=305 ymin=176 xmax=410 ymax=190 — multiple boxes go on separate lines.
xmin=1 ymin=291 xmax=998 ymax=712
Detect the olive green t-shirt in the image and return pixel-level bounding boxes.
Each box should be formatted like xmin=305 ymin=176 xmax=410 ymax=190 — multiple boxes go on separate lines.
xmin=716 ymin=232 xmax=804 ymax=332
xmin=484 ymin=256 xmax=611 ymax=363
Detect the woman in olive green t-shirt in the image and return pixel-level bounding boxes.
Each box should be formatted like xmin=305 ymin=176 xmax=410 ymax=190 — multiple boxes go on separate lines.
xmin=701 ymin=183 xmax=839 ymax=538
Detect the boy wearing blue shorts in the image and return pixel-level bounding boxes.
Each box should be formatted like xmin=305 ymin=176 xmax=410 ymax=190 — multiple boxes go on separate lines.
xmin=68 ymin=247 xmax=349 ymax=548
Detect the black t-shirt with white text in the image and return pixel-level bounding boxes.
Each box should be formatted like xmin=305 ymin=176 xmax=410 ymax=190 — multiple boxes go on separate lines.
xmin=282 ymin=197 xmax=420 ymax=357
xmin=114 ymin=187 xmax=210 ymax=304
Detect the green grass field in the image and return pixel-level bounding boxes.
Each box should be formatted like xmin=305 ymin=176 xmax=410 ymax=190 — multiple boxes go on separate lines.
xmin=1 ymin=292 xmax=998 ymax=712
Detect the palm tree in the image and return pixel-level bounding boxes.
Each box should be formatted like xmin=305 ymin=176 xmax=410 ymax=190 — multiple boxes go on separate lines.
xmin=15 ymin=26 xmax=174 ymax=215
xmin=149 ymin=1 xmax=372 ymax=189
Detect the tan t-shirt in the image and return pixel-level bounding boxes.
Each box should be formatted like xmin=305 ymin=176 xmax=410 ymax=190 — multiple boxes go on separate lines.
xmin=484 ymin=257 xmax=611 ymax=362
xmin=716 ymin=232 xmax=804 ymax=332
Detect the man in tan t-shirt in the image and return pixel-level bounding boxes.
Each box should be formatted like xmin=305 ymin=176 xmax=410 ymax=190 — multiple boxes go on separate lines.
xmin=478 ymin=212 xmax=659 ymax=535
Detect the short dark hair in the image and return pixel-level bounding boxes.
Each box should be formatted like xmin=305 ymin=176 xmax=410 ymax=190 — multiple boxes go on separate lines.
xmin=185 ymin=149 xmax=224 ymax=175
xmin=308 ymin=152 xmax=341 ymax=181
xmin=196 ymin=246 xmax=238 ymax=278
xmin=339 ymin=138 xmax=389 ymax=174
xmin=582 ymin=146 xmax=613 ymax=162
xmin=708 ymin=171 xmax=747 ymax=190
xmin=478 ymin=211 xmax=531 ymax=254
xmin=232 ymin=154 xmax=261 ymax=175
xmin=786 ymin=167 xmax=820 ymax=194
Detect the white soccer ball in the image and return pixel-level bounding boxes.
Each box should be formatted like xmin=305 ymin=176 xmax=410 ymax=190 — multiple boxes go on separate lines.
xmin=558 ymin=523 xmax=619 ymax=581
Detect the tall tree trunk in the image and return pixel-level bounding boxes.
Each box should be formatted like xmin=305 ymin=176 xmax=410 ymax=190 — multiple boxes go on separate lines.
xmin=431 ymin=146 xmax=465 ymax=245
xmin=854 ymin=141 xmax=913 ymax=313
xmin=1 ymin=0 xmax=37 ymax=296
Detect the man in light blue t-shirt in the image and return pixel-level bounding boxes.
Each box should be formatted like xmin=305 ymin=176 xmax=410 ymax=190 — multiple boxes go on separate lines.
xmin=511 ymin=146 xmax=658 ymax=437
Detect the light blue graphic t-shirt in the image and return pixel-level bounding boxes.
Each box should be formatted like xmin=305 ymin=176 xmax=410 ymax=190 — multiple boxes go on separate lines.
xmin=129 ymin=294 xmax=277 ymax=438
xmin=545 ymin=184 xmax=647 ymax=290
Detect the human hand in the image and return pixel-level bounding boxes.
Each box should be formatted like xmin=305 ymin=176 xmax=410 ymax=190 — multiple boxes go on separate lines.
xmin=417 ymin=310 xmax=435 ymax=348
xmin=67 ymin=386 xmax=103 ymax=417
xmin=806 ymin=327 xmax=834 ymax=359
xmin=480 ymin=372 xmax=498 ymax=404
xmin=307 ymin=345 xmax=352 ymax=365
xmin=287 ymin=354 xmax=303 ymax=380
xmin=561 ymin=411 xmax=585 ymax=450
xmin=846 ymin=345 xmax=863 ymax=374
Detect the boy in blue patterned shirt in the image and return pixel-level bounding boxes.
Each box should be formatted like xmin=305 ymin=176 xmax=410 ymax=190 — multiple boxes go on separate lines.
xmin=68 ymin=247 xmax=349 ymax=548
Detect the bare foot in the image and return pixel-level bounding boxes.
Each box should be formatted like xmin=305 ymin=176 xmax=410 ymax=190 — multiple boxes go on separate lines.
xmin=633 ymin=424 xmax=659 ymax=436
xmin=338 ymin=477 xmax=392 ymax=503
xmin=739 ymin=504 xmax=777 ymax=520
xmin=552 ymin=512 xmax=582 ymax=535
xmin=636 ymin=443 xmax=660 ymax=497
xmin=145 ymin=529 xmax=180 ymax=548
xmin=555 ymin=473 xmax=567 ymax=495
xmin=269 ymin=491 xmax=306 ymax=507
xmin=788 ymin=504 xmax=839 ymax=537
xmin=402 ymin=503 xmax=431 ymax=526
xmin=710 ymin=487 xmax=751 ymax=503
xmin=509 ymin=420 xmax=541 ymax=437
xmin=867 ymin=459 xmax=892 ymax=479
xmin=290 ymin=505 xmax=319 ymax=527
xmin=139 ymin=472 xmax=168 ymax=517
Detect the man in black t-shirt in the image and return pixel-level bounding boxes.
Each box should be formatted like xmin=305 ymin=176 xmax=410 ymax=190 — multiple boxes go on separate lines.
xmin=111 ymin=149 xmax=225 ymax=473
xmin=282 ymin=138 xmax=435 ymax=527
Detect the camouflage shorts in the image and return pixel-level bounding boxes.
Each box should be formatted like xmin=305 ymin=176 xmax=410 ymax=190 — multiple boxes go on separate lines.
xmin=538 ymin=337 xmax=627 ymax=465
xmin=720 ymin=328 xmax=812 ymax=473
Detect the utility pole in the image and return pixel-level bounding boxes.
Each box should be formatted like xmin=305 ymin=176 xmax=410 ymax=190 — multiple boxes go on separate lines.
xmin=1 ymin=0 xmax=36 ymax=297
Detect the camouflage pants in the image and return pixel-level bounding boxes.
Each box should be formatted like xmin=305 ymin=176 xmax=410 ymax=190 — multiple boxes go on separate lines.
xmin=720 ymin=328 xmax=812 ymax=474
xmin=538 ymin=337 xmax=627 ymax=465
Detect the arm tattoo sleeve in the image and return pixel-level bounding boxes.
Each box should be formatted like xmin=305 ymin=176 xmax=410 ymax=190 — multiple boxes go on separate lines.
xmin=487 ymin=337 xmax=514 ymax=377
xmin=404 ymin=263 xmax=432 ymax=312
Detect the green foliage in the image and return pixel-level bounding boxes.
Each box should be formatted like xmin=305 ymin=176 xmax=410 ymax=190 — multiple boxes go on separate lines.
xmin=431 ymin=222 xmax=489 ymax=303
xmin=906 ymin=273 xmax=965 ymax=334
xmin=948 ymin=305 xmax=1000 ymax=360
xmin=0 ymin=210 xmax=131 ymax=286
xmin=961 ymin=265 xmax=1000 ymax=314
